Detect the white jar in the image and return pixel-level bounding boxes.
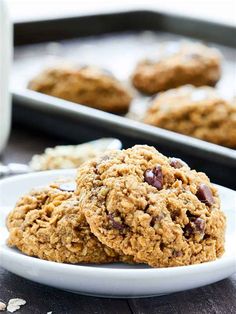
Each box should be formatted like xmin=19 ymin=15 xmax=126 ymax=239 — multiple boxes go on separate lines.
xmin=0 ymin=0 xmax=12 ymax=153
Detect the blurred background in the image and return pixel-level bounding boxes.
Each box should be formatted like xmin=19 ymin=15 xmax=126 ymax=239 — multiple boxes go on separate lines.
xmin=1 ymin=0 xmax=235 ymax=188
xmin=8 ymin=0 xmax=236 ymax=25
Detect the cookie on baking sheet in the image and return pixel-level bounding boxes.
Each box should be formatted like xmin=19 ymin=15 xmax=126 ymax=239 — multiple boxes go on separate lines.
xmin=76 ymin=145 xmax=226 ymax=268
xmin=7 ymin=180 xmax=131 ymax=264
xmin=132 ymin=42 xmax=221 ymax=94
xmin=143 ymin=85 xmax=236 ymax=148
xmin=28 ymin=65 xmax=133 ymax=113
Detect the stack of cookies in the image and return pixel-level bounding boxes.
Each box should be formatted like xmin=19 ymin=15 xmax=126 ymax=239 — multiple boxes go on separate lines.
xmin=7 ymin=145 xmax=226 ymax=268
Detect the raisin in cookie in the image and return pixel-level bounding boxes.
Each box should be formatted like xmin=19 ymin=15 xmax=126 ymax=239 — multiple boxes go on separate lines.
xmin=76 ymin=145 xmax=226 ymax=268
xmin=28 ymin=65 xmax=132 ymax=113
xmin=144 ymin=85 xmax=236 ymax=148
xmin=132 ymin=42 xmax=221 ymax=94
xmin=7 ymin=180 xmax=131 ymax=264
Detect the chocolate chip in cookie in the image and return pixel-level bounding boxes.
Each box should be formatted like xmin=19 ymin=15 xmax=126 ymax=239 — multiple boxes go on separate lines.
xmin=196 ymin=184 xmax=214 ymax=206
xmin=184 ymin=217 xmax=205 ymax=238
xmin=194 ymin=217 xmax=206 ymax=233
xmin=144 ymin=166 xmax=163 ymax=190
xmin=150 ymin=214 xmax=164 ymax=227
xmin=108 ymin=213 xmax=124 ymax=231
xmin=169 ymin=157 xmax=187 ymax=169
xmin=172 ymin=250 xmax=183 ymax=257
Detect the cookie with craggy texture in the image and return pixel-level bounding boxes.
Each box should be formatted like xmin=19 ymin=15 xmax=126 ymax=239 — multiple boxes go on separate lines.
xmin=132 ymin=42 xmax=221 ymax=94
xmin=76 ymin=145 xmax=226 ymax=268
xmin=7 ymin=180 xmax=132 ymax=264
xmin=28 ymin=65 xmax=132 ymax=113
xmin=143 ymin=85 xmax=236 ymax=148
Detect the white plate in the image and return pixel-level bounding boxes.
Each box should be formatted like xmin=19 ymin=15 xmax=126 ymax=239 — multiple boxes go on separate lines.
xmin=0 ymin=170 xmax=235 ymax=298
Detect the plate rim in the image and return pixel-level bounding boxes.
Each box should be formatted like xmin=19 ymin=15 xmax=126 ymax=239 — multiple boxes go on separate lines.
xmin=0 ymin=242 xmax=235 ymax=276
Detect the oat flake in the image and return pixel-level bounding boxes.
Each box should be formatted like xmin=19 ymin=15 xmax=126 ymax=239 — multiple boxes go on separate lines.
xmin=7 ymin=298 xmax=26 ymax=313
xmin=0 ymin=302 xmax=6 ymax=311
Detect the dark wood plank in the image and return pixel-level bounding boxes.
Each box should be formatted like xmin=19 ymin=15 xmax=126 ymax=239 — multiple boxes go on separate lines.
xmin=0 ymin=268 xmax=131 ymax=314
xmin=128 ymin=275 xmax=236 ymax=314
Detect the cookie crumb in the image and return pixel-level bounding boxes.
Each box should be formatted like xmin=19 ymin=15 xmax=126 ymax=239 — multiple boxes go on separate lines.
xmin=0 ymin=302 xmax=6 ymax=311
xmin=7 ymin=298 xmax=26 ymax=313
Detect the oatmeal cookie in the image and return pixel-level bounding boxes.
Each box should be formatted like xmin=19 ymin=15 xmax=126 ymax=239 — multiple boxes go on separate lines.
xmin=7 ymin=180 xmax=131 ymax=264
xmin=144 ymin=85 xmax=236 ymax=148
xmin=132 ymin=42 xmax=221 ymax=94
xmin=76 ymin=145 xmax=226 ymax=268
xmin=28 ymin=65 xmax=132 ymax=113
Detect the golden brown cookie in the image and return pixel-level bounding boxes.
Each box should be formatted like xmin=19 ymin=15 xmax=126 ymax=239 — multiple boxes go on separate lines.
xmin=143 ymin=85 xmax=236 ymax=148
xmin=76 ymin=145 xmax=226 ymax=268
xmin=132 ymin=42 xmax=221 ymax=94
xmin=28 ymin=65 xmax=132 ymax=113
xmin=7 ymin=180 xmax=131 ymax=264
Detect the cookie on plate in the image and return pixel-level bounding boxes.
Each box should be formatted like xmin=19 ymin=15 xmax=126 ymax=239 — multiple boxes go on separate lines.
xmin=143 ymin=85 xmax=236 ymax=148
xmin=132 ymin=42 xmax=221 ymax=94
xmin=76 ymin=145 xmax=226 ymax=268
xmin=7 ymin=180 xmax=131 ymax=264
xmin=28 ymin=65 xmax=133 ymax=113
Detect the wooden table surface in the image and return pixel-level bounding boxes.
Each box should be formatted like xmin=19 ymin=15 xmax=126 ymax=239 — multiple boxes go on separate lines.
xmin=1 ymin=126 xmax=236 ymax=314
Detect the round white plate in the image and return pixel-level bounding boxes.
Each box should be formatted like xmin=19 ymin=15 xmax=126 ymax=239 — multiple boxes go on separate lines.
xmin=0 ymin=170 xmax=235 ymax=298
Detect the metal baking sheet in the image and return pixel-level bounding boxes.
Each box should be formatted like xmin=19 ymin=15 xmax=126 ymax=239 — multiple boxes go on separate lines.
xmin=12 ymin=10 xmax=236 ymax=171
